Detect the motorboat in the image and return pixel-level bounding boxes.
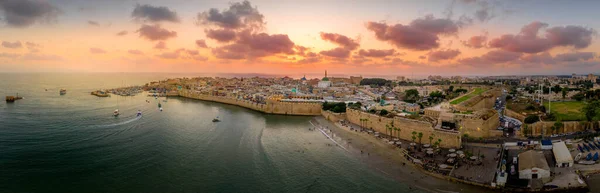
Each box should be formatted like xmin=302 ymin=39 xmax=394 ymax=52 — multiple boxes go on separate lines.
xmin=590 ymin=143 xmax=597 ymax=150
xmin=60 ymin=89 xmax=67 ymax=95
xmin=583 ymin=143 xmax=590 ymax=152
xmin=578 ymin=144 xmax=584 ymax=153
xmin=159 ymin=107 xmax=163 ymax=111
xmin=136 ymin=110 xmax=142 ymax=117
xmin=594 ymin=141 xmax=600 ymax=149
xmin=212 ymin=117 xmax=220 ymax=122
xmin=594 ymin=152 xmax=599 ymax=161
xmin=113 ymin=109 xmax=119 ymax=117
xmin=158 ymin=102 xmax=162 ymax=108
xmin=586 ymin=153 xmax=592 ymax=161
xmin=575 ymin=153 xmax=582 ymax=162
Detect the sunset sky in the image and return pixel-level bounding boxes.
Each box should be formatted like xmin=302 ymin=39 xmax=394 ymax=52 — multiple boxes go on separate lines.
xmin=0 ymin=0 xmax=599 ymax=77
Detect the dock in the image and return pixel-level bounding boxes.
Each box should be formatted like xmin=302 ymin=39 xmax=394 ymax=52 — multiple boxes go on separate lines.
xmin=6 ymin=95 xmax=23 ymax=102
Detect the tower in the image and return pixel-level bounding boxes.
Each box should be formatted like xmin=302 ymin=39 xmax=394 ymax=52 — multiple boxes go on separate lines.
xmin=325 ymin=70 xmax=327 ymax=78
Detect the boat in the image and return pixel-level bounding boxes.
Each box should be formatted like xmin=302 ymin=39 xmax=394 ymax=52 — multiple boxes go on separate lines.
xmin=60 ymin=89 xmax=67 ymax=95
xmin=586 ymin=153 xmax=592 ymax=161
xmin=578 ymin=144 xmax=584 ymax=153
xmin=113 ymin=109 xmax=120 ymax=117
xmin=159 ymin=107 xmax=163 ymax=111
xmin=136 ymin=110 xmax=142 ymax=117
xmin=575 ymin=153 xmax=583 ymax=162
xmin=91 ymin=90 xmax=110 ymax=97
xmin=5 ymin=93 xmax=23 ymax=102
xmin=158 ymin=102 xmax=162 ymax=108
xmin=594 ymin=141 xmax=600 ymax=149
xmin=579 ymin=160 xmax=595 ymax=165
xmin=594 ymin=152 xmax=599 ymax=161
xmin=212 ymin=117 xmax=220 ymax=122
xmin=583 ymin=144 xmax=590 ymax=152
xmin=590 ymin=143 xmax=597 ymax=150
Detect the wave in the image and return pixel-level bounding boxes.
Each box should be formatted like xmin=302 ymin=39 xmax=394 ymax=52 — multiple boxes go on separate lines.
xmin=92 ymin=115 xmax=142 ymax=128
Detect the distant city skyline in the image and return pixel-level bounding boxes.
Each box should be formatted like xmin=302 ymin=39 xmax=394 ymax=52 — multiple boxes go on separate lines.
xmin=1 ymin=0 xmax=599 ymax=75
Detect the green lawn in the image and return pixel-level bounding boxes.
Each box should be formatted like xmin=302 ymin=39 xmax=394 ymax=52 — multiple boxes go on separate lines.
xmin=543 ymin=101 xmax=585 ymax=121
xmin=450 ymin=88 xmax=487 ymax=105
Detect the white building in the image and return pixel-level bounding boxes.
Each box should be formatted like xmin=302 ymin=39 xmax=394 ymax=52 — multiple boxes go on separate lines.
xmin=518 ymin=150 xmax=551 ymax=180
xmin=552 ymin=141 xmax=574 ymax=167
xmin=317 ymin=70 xmax=332 ymax=88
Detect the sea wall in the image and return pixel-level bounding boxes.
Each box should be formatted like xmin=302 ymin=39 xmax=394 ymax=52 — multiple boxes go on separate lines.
xmin=345 ymin=109 xmax=461 ymax=148
xmin=321 ymin=110 xmax=345 ymax=122
xmin=454 ymin=112 xmax=501 ymax=138
xmin=179 ymin=90 xmax=322 ymax=116
xmin=527 ymin=121 xmax=584 ymax=136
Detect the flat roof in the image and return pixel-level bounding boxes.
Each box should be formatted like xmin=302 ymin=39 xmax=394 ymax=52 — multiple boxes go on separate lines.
xmin=552 ymin=141 xmax=574 ymax=164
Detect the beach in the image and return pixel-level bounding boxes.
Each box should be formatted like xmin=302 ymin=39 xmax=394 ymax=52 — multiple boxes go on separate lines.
xmin=312 ymin=116 xmax=495 ymax=193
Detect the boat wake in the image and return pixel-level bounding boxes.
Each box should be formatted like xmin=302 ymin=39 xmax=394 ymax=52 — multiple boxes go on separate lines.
xmin=309 ymin=120 xmax=349 ymax=152
xmin=93 ymin=115 xmax=142 ymax=128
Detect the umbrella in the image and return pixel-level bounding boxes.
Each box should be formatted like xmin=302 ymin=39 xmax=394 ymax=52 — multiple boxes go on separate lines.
xmin=426 ymin=148 xmax=434 ymax=151
xmin=470 ymin=156 xmax=477 ymax=160
xmin=456 ymin=151 xmax=464 ymax=154
xmin=439 ymin=164 xmax=448 ymax=169
xmin=395 ymin=141 xmax=402 ymax=145
xmin=448 ymin=153 xmax=457 ymax=158
xmin=427 ymin=150 xmax=434 ymax=155
xmin=449 ymin=149 xmax=456 ymax=153
xmin=423 ymin=144 xmax=431 ymax=148
xmin=410 ymin=143 xmax=416 ymax=146
xmin=393 ymin=138 xmax=400 ymax=141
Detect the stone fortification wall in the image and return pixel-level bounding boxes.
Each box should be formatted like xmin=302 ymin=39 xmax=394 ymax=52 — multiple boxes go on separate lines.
xmin=504 ymin=109 xmax=526 ymax=122
xmin=345 ymin=109 xmax=461 ymax=148
xmin=453 ymin=88 xmax=499 ymax=112
xmin=453 ymin=111 xmax=500 ymax=138
xmin=321 ymin=110 xmax=345 ymax=122
xmin=527 ymin=121 xmax=584 ymax=136
xmin=179 ymin=90 xmax=322 ymax=116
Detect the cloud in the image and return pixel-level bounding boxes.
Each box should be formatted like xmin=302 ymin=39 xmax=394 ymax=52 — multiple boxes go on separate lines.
xmin=554 ymin=52 xmax=595 ymax=62
xmin=195 ymin=39 xmax=208 ymax=48
xmin=366 ymin=15 xmax=464 ymax=50
xmin=211 ymin=31 xmax=295 ymax=60
xmin=116 ymin=30 xmax=128 ymax=36
xmin=205 ymin=29 xmax=237 ymax=42
xmin=128 ymin=50 xmax=144 ymax=55
xmin=88 ymin=20 xmax=99 ymax=26
xmin=297 ymin=52 xmax=321 ymax=64
xmin=489 ymin=21 xmax=596 ymax=53
xmin=195 ymin=0 xmax=265 ymax=30
xmin=0 ymin=52 xmax=20 ymax=58
xmin=89 ymin=48 xmax=107 ymax=54
xmin=357 ymin=49 xmax=396 ymax=58
xmin=462 ymin=35 xmax=487 ymax=48
xmin=136 ymin=24 xmax=177 ymax=41
xmin=319 ymin=32 xmax=360 ymax=50
xmin=0 ymin=0 xmax=61 ymax=27
xmin=419 ymin=56 xmax=426 ymax=59
xmin=132 ymin=4 xmax=180 ymax=23
xmin=154 ymin=41 xmax=167 ymax=49
xmin=428 ymin=49 xmax=461 ymax=62
xmin=156 ymin=48 xmax=207 ymax=61
xmin=21 ymin=53 xmax=62 ymax=61
xmin=319 ymin=47 xmax=351 ymax=58
xmin=458 ymin=50 xmax=522 ymax=65
xmin=2 ymin=41 xmax=22 ymax=48
xmin=520 ymin=52 xmax=555 ymax=64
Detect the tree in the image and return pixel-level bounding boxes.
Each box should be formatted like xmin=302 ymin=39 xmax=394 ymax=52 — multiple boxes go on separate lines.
xmin=583 ymin=100 xmax=600 ymax=122
xmin=380 ymin=109 xmax=389 ymax=116
xmin=411 ymin=131 xmax=417 ymax=143
xmin=437 ymin=138 xmax=442 ymax=148
xmin=395 ymin=127 xmax=401 ymax=138
xmin=562 ymin=87 xmax=568 ymax=99
xmin=429 ymin=91 xmax=443 ymax=99
xmin=360 ymin=78 xmax=390 ymax=86
xmin=404 ymin=89 xmax=420 ymax=103
xmin=386 ymin=124 xmax=393 ymax=140
xmin=448 ymin=85 xmax=454 ymax=93
xmin=572 ymin=92 xmax=585 ymax=101
xmin=429 ymin=134 xmax=434 ymax=145
xmin=522 ymin=124 xmax=530 ymax=137
xmin=524 ymin=115 xmax=540 ymax=124
xmin=417 ymin=132 xmax=423 ymax=145
xmin=553 ymin=120 xmax=564 ymax=134
xmin=553 ymin=85 xmax=561 ymax=94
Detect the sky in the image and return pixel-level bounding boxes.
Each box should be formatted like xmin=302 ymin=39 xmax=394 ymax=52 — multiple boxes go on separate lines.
xmin=0 ymin=0 xmax=599 ymax=77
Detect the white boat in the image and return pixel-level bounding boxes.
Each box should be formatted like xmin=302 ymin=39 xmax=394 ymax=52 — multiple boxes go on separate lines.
xmin=159 ymin=107 xmax=163 ymax=111
xmin=113 ymin=109 xmax=119 ymax=117
xmin=136 ymin=110 xmax=142 ymax=117
xmin=575 ymin=153 xmax=582 ymax=162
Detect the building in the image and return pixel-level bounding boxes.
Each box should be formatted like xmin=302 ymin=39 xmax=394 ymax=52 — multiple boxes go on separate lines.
xmin=552 ymin=141 xmax=574 ymax=167
xmin=518 ymin=150 xmax=551 ymax=180
xmin=317 ymin=70 xmax=332 ymax=88
xmin=350 ymin=76 xmax=363 ymax=85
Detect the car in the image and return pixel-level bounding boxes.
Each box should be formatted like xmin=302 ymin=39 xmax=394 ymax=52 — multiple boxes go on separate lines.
xmin=513 ymin=157 xmax=518 ymax=164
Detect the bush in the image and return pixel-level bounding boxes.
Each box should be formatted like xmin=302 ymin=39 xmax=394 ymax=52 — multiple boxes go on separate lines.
xmin=524 ymin=115 xmax=540 ymax=124
xmin=380 ymin=109 xmax=389 ymax=116
xmin=322 ymin=102 xmax=346 ymax=113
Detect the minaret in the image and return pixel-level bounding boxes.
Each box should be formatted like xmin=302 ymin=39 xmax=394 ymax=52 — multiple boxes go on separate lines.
xmin=325 ymin=70 xmax=327 ymax=78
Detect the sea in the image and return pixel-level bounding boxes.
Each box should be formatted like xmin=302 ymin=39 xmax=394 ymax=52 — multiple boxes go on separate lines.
xmin=0 ymin=73 xmax=419 ymax=193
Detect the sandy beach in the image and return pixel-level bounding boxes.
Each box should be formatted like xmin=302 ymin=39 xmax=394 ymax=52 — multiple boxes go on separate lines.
xmin=312 ymin=116 xmax=495 ymax=193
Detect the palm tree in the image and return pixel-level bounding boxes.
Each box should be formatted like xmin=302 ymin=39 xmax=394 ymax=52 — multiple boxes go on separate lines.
xmin=411 ymin=131 xmax=417 ymax=143
xmin=429 ymin=134 xmax=434 ymax=145
xmin=387 ymin=125 xmax=393 ymax=140
xmin=417 ymin=132 xmax=423 ymax=145
xmin=395 ymin=127 xmax=401 ymax=139
xmin=437 ymin=138 xmax=442 ymax=148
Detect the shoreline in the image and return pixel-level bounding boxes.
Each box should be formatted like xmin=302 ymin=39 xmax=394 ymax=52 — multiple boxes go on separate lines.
xmin=311 ymin=116 xmax=494 ymax=193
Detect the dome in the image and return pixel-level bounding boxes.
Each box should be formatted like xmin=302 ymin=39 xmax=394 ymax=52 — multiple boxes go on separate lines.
xmin=321 ymin=77 xmax=329 ymax=81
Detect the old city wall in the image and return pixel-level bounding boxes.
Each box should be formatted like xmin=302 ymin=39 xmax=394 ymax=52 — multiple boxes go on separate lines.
xmin=455 ymin=113 xmax=501 ymax=138
xmin=345 ymin=109 xmax=461 ymax=148
xmin=321 ymin=110 xmax=345 ymax=122
xmin=179 ymin=90 xmax=322 ymax=116
xmin=504 ymin=109 xmax=526 ymax=122
xmin=527 ymin=121 xmax=585 ymax=136
xmin=453 ymin=89 xmax=499 ymax=112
